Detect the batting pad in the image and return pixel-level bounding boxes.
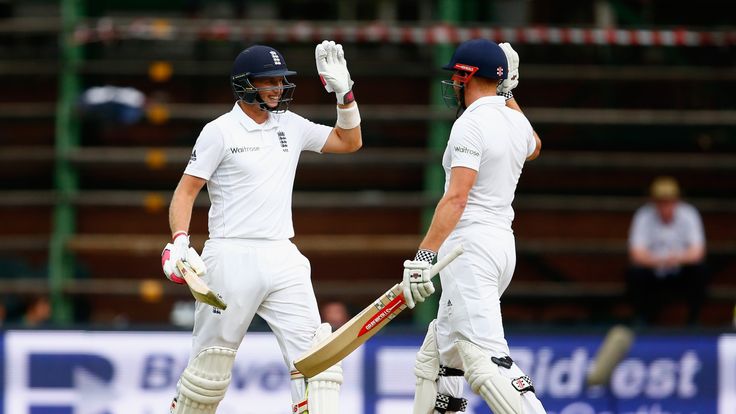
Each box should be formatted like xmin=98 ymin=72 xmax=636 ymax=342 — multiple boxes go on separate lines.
xmin=305 ymin=323 xmax=343 ymax=414
xmin=457 ymin=340 xmax=522 ymax=414
xmin=174 ymin=346 xmax=236 ymax=414
xmin=413 ymin=319 xmax=440 ymax=414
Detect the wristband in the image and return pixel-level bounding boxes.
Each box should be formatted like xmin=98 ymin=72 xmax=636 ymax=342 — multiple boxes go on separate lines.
xmin=414 ymin=249 xmax=437 ymax=264
xmin=337 ymin=90 xmax=355 ymax=105
xmin=172 ymin=231 xmax=188 ymax=241
xmin=498 ymin=90 xmax=514 ymax=101
xmin=336 ymin=102 xmax=361 ymax=129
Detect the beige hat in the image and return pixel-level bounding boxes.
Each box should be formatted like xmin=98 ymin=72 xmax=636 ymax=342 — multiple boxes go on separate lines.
xmin=650 ymin=176 xmax=680 ymax=200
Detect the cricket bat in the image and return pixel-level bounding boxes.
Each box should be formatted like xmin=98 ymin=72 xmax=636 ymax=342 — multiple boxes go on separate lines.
xmin=294 ymin=244 xmax=464 ymax=378
xmin=176 ymin=259 xmax=228 ymax=311
xmin=586 ymin=324 xmax=634 ymax=386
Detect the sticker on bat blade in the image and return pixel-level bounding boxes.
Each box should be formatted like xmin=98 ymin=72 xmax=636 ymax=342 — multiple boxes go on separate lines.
xmin=359 ymin=294 xmax=406 ymax=337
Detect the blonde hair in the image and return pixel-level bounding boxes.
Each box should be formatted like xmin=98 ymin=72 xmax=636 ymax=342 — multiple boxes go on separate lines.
xmin=650 ymin=176 xmax=680 ymax=200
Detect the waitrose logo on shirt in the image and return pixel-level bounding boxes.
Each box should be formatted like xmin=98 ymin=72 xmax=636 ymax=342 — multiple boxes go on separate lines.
xmin=454 ymin=145 xmax=479 ymax=157
xmin=229 ymin=146 xmax=261 ymax=154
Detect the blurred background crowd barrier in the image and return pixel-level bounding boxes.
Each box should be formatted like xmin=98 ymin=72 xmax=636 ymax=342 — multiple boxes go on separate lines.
xmin=0 ymin=0 xmax=734 ymax=330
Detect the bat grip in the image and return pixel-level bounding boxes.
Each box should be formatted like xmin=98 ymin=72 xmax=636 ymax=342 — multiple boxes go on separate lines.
xmin=429 ymin=244 xmax=464 ymax=278
xmin=397 ymin=244 xmax=464 ymax=290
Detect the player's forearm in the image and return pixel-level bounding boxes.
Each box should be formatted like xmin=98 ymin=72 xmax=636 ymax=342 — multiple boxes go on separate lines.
xmin=169 ymin=184 xmax=198 ymax=237
xmin=505 ymin=98 xmax=542 ymax=161
xmin=505 ymin=97 xmax=522 ymax=113
xmin=419 ymin=194 xmax=466 ymax=253
xmin=169 ymin=199 xmax=194 ymax=238
xmin=332 ymin=126 xmax=362 ymax=152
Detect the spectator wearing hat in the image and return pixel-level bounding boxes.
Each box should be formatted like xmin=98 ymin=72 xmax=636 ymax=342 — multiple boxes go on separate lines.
xmin=626 ymin=176 xmax=709 ymax=326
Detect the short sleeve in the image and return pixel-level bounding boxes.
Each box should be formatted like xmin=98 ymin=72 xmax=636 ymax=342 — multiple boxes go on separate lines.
xmin=448 ymin=118 xmax=483 ymax=171
xmin=184 ymin=122 xmax=225 ymax=180
xmin=628 ymin=207 xmax=650 ymax=248
xmin=288 ymin=111 xmax=332 ymax=153
xmin=683 ymin=204 xmax=706 ymax=247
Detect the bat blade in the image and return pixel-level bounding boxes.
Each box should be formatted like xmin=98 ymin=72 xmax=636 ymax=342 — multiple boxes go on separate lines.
xmin=176 ymin=260 xmax=228 ymax=311
xmin=294 ymin=244 xmax=464 ymax=377
xmin=586 ymin=324 xmax=634 ymax=386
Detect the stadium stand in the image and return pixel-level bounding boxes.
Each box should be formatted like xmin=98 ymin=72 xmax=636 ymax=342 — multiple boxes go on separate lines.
xmin=1 ymin=0 xmax=734 ymax=328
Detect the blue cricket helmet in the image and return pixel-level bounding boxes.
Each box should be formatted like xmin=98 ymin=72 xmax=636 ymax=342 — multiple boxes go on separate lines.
xmin=443 ymin=38 xmax=508 ymax=80
xmin=230 ymin=45 xmax=296 ymax=113
xmin=231 ymin=45 xmax=297 ymax=79
xmin=440 ymin=39 xmax=509 ymax=112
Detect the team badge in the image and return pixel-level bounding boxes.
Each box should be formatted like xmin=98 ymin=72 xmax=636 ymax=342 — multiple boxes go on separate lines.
xmin=278 ymin=131 xmax=288 ymax=152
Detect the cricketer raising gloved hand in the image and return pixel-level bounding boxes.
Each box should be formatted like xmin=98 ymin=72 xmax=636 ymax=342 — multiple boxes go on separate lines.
xmin=497 ymin=42 xmax=519 ymax=94
xmin=402 ymin=249 xmax=437 ymax=309
xmin=315 ymin=40 xmax=355 ymax=105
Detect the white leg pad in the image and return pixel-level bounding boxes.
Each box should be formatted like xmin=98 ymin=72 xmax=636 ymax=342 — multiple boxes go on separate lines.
xmin=456 ymin=340 xmax=522 ymax=414
xmin=303 ymin=323 xmax=343 ymax=414
xmin=413 ymin=320 xmax=439 ymax=414
xmin=172 ymin=346 xmax=236 ymax=414
xmin=307 ymin=362 xmax=343 ymax=414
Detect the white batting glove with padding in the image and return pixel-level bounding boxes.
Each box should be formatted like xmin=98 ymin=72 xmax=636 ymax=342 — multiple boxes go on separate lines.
xmin=402 ymin=249 xmax=437 ymax=309
xmin=497 ymin=42 xmax=519 ymax=94
xmin=161 ymin=233 xmax=206 ymax=284
xmin=315 ymin=40 xmax=355 ymax=105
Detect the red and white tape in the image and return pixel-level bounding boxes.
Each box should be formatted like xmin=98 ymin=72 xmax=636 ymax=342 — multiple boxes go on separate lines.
xmin=74 ymin=19 xmax=736 ymax=47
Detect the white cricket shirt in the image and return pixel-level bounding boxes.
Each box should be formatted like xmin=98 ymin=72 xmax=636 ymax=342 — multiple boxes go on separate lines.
xmin=442 ymin=96 xmax=536 ymax=231
xmin=184 ymin=103 xmax=332 ymax=240
xmin=628 ymin=201 xmax=705 ymax=257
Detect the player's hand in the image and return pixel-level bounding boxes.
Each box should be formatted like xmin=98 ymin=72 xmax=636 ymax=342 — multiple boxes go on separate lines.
xmin=315 ymin=40 xmax=355 ymax=105
xmin=497 ymin=42 xmax=519 ymax=94
xmin=402 ymin=249 xmax=437 ymax=309
xmin=161 ymin=233 xmax=206 ymax=284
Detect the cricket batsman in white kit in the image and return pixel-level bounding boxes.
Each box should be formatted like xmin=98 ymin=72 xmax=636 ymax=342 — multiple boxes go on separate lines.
xmin=402 ymin=39 xmax=547 ymax=414
xmin=160 ymin=41 xmax=362 ymax=414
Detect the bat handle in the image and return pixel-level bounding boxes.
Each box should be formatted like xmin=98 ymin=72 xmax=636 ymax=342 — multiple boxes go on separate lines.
xmin=397 ymin=244 xmax=464 ymax=290
xmin=429 ymin=244 xmax=464 ymax=278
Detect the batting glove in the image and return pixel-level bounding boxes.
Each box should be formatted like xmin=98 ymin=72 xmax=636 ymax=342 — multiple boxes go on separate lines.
xmin=402 ymin=249 xmax=437 ymax=309
xmin=315 ymin=40 xmax=355 ymax=105
xmin=497 ymin=42 xmax=519 ymax=94
xmin=161 ymin=233 xmax=207 ymax=284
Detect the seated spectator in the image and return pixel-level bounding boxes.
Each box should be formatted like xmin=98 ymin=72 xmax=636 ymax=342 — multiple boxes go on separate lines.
xmin=626 ymin=176 xmax=709 ymax=326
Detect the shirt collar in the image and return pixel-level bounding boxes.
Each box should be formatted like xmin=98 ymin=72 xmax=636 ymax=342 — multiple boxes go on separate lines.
xmin=465 ymin=95 xmax=506 ymax=112
xmin=230 ymin=103 xmax=279 ymax=132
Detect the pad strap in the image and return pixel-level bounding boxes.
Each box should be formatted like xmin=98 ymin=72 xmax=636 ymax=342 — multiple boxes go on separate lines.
xmin=491 ymin=356 xmax=513 ymax=369
xmin=435 ymin=394 xmax=468 ymax=413
xmin=490 ymin=356 xmax=535 ymax=394
xmin=438 ymin=365 xmax=464 ymax=377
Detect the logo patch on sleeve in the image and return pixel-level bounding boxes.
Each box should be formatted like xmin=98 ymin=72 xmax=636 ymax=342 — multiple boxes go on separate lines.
xmin=453 ymin=145 xmax=480 ymax=157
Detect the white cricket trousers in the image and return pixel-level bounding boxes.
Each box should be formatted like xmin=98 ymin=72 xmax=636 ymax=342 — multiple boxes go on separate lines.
xmin=190 ymin=238 xmax=320 ymax=371
xmin=437 ymin=227 xmax=516 ymax=367
xmin=436 ymin=228 xmax=547 ymax=413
